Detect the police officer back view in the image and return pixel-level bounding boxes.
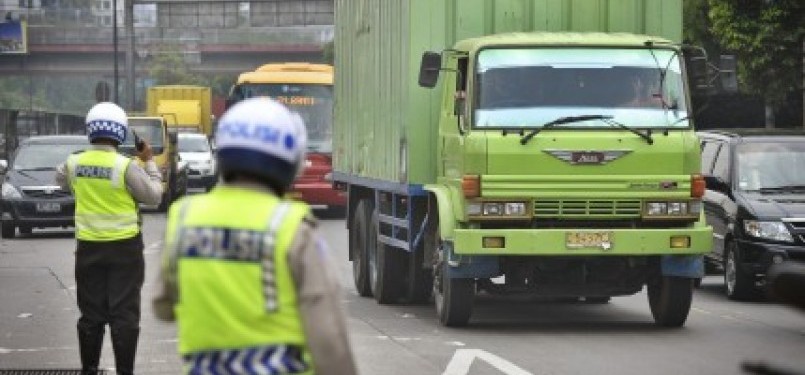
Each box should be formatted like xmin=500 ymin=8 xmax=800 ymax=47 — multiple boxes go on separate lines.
xmin=153 ymin=98 xmax=357 ymax=375
xmin=56 ymin=102 xmax=163 ymax=375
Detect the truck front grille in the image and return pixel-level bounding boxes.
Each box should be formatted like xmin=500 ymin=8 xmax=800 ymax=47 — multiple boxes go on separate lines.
xmin=534 ymin=200 xmax=642 ymax=218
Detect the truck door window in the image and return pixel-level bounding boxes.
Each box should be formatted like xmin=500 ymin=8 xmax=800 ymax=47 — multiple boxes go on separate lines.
xmin=454 ymin=57 xmax=468 ymax=117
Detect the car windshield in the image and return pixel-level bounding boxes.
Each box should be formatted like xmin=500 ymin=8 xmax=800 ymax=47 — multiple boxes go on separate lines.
xmin=736 ymin=142 xmax=805 ymax=191
xmin=229 ymin=83 xmax=333 ymax=152
xmin=474 ymin=48 xmax=689 ymax=129
xmin=178 ymin=135 xmax=210 ymax=153
xmin=13 ymin=142 xmax=88 ymax=170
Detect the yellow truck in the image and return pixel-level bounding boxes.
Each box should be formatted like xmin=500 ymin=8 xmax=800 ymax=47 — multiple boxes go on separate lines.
xmin=123 ymin=116 xmax=188 ymax=211
xmin=146 ymin=85 xmax=213 ymax=136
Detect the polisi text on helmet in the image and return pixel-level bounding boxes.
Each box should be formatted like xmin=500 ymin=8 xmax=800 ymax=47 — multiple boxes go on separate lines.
xmin=218 ymin=121 xmax=296 ymax=152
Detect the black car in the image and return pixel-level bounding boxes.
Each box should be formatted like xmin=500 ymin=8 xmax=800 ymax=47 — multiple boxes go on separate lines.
xmin=698 ymin=129 xmax=805 ymax=300
xmin=0 ymin=135 xmax=89 ymax=238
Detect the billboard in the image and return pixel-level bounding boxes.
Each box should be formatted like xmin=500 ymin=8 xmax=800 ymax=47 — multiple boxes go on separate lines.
xmin=0 ymin=21 xmax=27 ymax=54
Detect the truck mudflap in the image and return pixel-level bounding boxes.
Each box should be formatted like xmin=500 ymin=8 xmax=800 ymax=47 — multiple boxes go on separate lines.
xmin=661 ymin=255 xmax=705 ymax=278
xmin=452 ymin=226 xmax=712 ymax=256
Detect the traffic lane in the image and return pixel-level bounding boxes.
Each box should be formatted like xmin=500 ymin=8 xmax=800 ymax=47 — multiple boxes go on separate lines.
xmin=320 ymin=211 xmax=805 ymax=375
xmin=2 ymin=214 xmax=805 ymax=374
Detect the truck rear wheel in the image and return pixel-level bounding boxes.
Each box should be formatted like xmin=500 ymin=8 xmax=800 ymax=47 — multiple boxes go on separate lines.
xmin=648 ymin=276 xmax=693 ymax=328
xmin=350 ymin=200 xmax=373 ymax=297
xmin=369 ymin=207 xmax=404 ymax=304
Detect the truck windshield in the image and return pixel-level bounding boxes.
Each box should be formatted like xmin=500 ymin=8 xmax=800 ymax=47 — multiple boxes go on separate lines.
xmin=474 ymin=48 xmax=688 ymax=129
xmin=230 ymin=83 xmax=334 ymax=152
xmin=123 ymin=119 xmax=164 ymax=154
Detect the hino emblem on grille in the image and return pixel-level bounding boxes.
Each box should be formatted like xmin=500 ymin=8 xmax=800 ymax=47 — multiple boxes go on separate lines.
xmin=544 ymin=149 xmax=632 ymax=165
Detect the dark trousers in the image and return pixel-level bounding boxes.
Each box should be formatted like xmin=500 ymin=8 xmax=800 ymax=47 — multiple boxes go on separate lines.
xmin=75 ymin=234 xmax=144 ymax=375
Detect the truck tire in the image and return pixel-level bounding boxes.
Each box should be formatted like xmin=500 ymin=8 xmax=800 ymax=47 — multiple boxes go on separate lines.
xmin=648 ymin=276 xmax=693 ymax=328
xmin=1 ymin=221 xmax=15 ymax=239
xmin=433 ymin=225 xmax=474 ymax=327
xmin=351 ymin=200 xmax=373 ymax=297
xmin=724 ymin=241 xmax=759 ymax=301
xmin=369 ymin=207 xmax=404 ymax=304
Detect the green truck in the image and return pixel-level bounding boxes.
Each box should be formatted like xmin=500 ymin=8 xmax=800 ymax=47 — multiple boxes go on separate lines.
xmin=333 ymin=0 xmax=716 ymax=327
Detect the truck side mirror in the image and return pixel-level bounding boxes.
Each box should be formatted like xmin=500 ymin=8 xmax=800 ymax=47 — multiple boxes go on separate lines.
xmin=418 ymin=51 xmax=442 ymax=88
xmin=719 ymin=55 xmax=738 ymax=94
xmin=688 ymin=55 xmax=710 ymax=96
xmin=0 ymin=159 xmax=7 ymax=175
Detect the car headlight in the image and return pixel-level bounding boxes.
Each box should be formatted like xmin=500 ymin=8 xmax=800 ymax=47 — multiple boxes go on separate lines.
xmin=744 ymin=220 xmax=794 ymax=242
xmin=467 ymin=201 xmax=528 ymax=218
xmin=644 ymin=200 xmax=700 ymax=218
xmin=1 ymin=182 xmax=22 ymax=199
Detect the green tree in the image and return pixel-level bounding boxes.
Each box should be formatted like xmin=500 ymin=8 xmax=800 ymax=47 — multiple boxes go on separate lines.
xmin=708 ymin=0 xmax=804 ymax=127
xmin=147 ymin=45 xmax=205 ymax=86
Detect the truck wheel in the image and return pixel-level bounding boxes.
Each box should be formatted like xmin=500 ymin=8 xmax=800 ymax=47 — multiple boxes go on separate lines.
xmin=1 ymin=221 xmax=15 ymax=239
xmin=350 ymin=200 xmax=372 ymax=297
xmin=433 ymin=227 xmax=474 ymax=327
xmin=724 ymin=241 xmax=758 ymax=300
xmin=369 ymin=208 xmax=404 ymax=304
xmin=648 ymin=276 xmax=693 ymax=328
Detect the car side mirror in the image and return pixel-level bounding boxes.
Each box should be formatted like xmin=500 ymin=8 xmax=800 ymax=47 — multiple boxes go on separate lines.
xmin=704 ymin=175 xmax=729 ymax=193
xmin=418 ymin=51 xmax=442 ymax=89
xmin=0 ymin=159 xmax=7 ymax=174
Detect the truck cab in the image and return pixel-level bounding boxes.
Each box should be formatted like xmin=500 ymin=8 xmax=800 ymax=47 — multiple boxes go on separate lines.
xmin=123 ymin=116 xmax=188 ymax=211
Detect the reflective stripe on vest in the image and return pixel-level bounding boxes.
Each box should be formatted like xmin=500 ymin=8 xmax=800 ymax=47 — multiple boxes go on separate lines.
xmin=168 ymin=187 xmax=311 ymax=367
xmin=68 ymin=150 xmax=138 ymax=241
xmin=182 ymin=344 xmax=308 ymax=375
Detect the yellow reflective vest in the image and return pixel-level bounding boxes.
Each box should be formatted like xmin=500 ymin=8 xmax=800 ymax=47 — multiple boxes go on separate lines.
xmin=67 ymin=149 xmax=139 ymax=241
xmin=164 ymin=186 xmax=312 ymax=374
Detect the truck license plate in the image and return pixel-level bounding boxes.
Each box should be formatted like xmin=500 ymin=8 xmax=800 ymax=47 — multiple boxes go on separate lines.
xmin=36 ymin=202 xmax=61 ymax=213
xmin=566 ymin=231 xmax=613 ymax=250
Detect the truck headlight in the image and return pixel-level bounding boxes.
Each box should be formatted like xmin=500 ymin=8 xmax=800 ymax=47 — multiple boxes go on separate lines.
xmin=1 ymin=182 xmax=21 ymax=199
xmin=644 ymin=200 xmax=700 ymax=217
xmin=744 ymin=220 xmax=793 ymax=243
xmin=467 ymin=201 xmax=528 ymax=218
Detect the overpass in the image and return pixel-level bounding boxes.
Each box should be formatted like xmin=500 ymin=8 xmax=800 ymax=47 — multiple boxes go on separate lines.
xmin=0 ymin=0 xmax=334 ymax=76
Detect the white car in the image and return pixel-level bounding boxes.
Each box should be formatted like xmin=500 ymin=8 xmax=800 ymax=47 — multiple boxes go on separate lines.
xmin=177 ymin=132 xmax=217 ymax=192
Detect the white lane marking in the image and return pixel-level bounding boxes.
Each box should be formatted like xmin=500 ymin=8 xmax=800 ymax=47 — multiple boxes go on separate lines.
xmin=443 ymin=349 xmax=533 ymax=375
xmin=401 ymin=313 xmax=416 ymax=318
xmin=144 ymin=241 xmax=164 ymax=255
xmin=0 ymin=347 xmax=73 ymax=354
xmin=445 ymin=341 xmax=466 ymax=347
xmin=16 ymin=313 xmax=32 ymax=318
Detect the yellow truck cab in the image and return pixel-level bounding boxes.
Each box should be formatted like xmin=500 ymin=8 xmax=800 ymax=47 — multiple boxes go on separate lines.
xmin=123 ymin=116 xmax=188 ymax=211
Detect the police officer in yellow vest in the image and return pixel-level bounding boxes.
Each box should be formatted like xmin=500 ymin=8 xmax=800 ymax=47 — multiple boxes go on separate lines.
xmin=56 ymin=102 xmax=164 ymax=375
xmin=153 ymin=98 xmax=357 ymax=375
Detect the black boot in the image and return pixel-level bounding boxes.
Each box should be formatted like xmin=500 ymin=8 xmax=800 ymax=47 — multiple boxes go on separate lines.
xmin=77 ymin=324 xmax=105 ymax=375
xmin=111 ymin=327 xmax=139 ymax=375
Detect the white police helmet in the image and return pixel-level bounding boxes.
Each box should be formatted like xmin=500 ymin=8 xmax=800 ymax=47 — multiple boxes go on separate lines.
xmin=215 ymin=98 xmax=307 ymax=190
xmin=85 ymin=102 xmax=128 ymax=144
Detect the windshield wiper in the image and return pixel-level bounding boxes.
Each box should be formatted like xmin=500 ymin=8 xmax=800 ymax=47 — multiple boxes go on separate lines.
xmin=520 ymin=115 xmax=614 ymax=145
xmin=759 ymin=185 xmax=805 ymax=194
xmin=600 ymin=117 xmax=654 ymax=145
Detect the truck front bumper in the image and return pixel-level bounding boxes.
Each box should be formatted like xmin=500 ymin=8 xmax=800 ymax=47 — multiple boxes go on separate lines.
xmin=453 ymin=226 xmax=712 ymax=256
